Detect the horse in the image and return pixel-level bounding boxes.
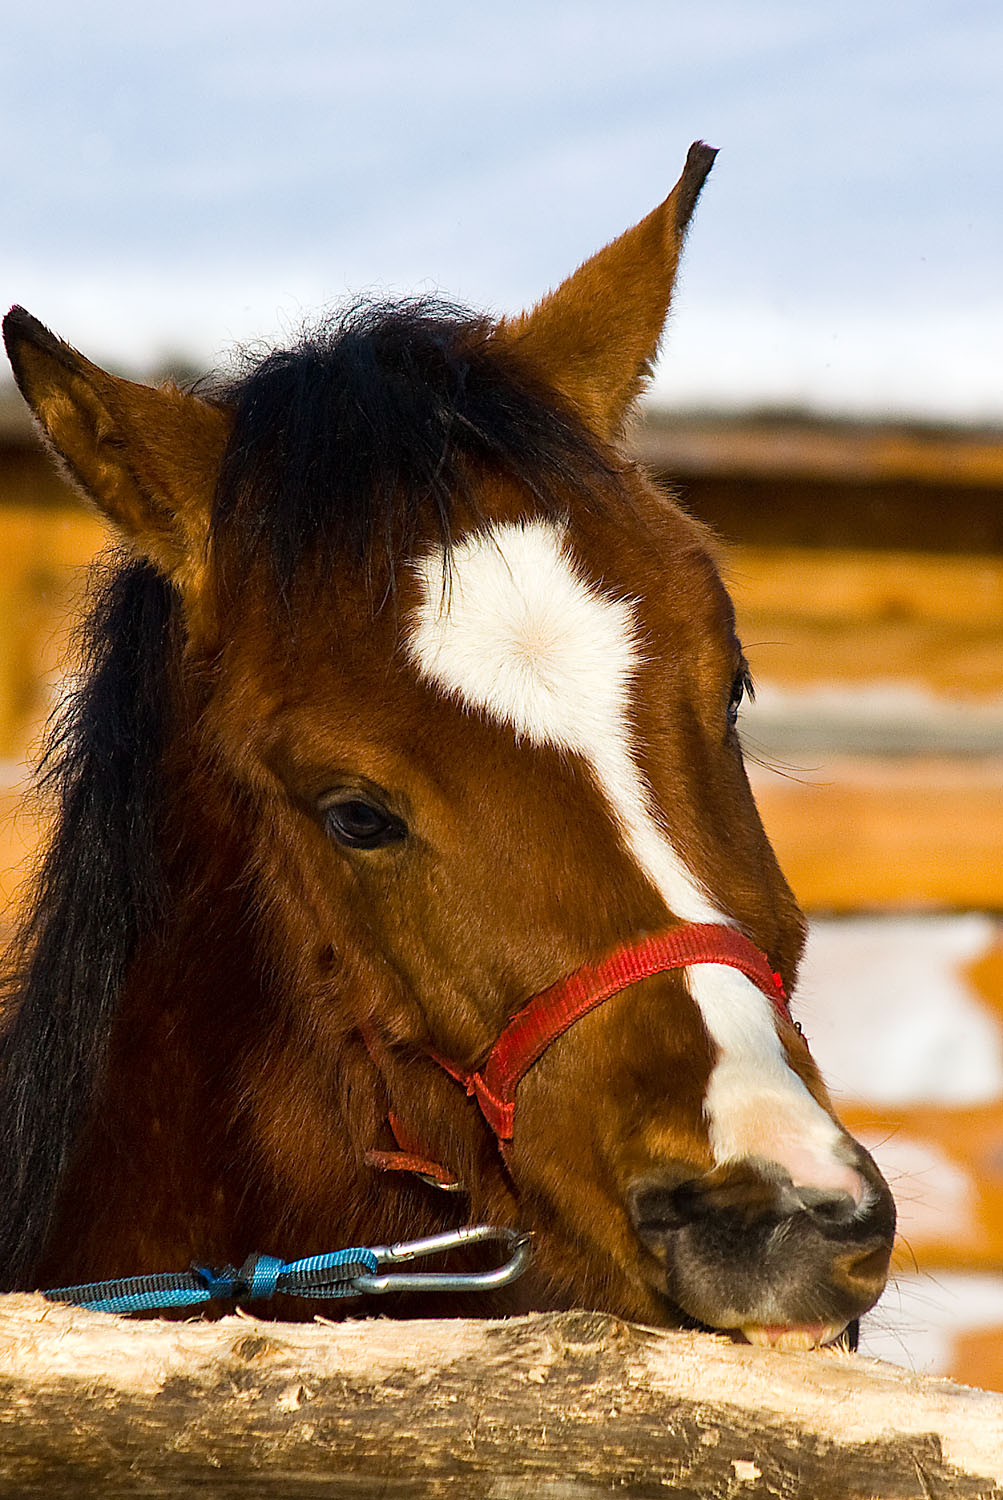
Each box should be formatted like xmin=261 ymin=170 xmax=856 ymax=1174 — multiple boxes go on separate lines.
xmin=0 ymin=143 xmax=895 ymax=1346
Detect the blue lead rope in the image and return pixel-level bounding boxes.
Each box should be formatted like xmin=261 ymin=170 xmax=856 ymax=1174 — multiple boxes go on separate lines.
xmin=43 ymin=1225 xmax=532 ymax=1315
xmin=44 ymin=1248 xmax=379 ymax=1314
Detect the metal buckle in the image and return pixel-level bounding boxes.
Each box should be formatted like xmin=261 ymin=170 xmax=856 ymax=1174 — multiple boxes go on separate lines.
xmin=350 ymin=1224 xmax=532 ymax=1295
xmin=416 ymin=1170 xmax=467 ymax=1193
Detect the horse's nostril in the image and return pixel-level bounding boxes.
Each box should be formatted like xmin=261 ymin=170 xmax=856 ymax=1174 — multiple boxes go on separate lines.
xmin=793 ymin=1186 xmax=859 ymax=1226
xmin=842 ymin=1242 xmax=893 ymax=1286
xmin=628 ymin=1180 xmax=694 ymax=1239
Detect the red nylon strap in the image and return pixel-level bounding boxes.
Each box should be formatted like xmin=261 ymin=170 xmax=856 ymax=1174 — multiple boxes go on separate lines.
xmin=454 ymin=923 xmax=788 ymax=1142
xmin=364 ymin=1110 xmax=462 ymax=1188
xmin=358 ymin=1023 xmax=463 ymax=1186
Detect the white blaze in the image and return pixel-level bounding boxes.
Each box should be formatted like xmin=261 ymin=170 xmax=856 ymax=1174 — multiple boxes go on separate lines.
xmin=408 ymin=517 xmax=860 ymax=1199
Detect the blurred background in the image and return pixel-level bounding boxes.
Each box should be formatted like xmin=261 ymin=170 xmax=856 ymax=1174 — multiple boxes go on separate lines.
xmin=1 ymin=0 xmax=1001 ymax=1385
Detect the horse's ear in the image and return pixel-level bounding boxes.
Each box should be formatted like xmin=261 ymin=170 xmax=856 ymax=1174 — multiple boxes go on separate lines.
xmin=2 ymin=306 xmax=230 ymax=592
xmin=499 ymin=141 xmax=717 ymax=441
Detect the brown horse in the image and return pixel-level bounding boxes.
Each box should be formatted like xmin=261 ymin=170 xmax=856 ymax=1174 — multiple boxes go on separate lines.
xmin=1 ymin=143 xmax=894 ymax=1345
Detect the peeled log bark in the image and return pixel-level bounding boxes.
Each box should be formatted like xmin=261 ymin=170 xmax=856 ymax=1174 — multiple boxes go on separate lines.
xmin=0 ymin=1294 xmax=1001 ymax=1498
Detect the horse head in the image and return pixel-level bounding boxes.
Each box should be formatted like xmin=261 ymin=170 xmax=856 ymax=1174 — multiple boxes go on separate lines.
xmin=3 ymin=144 xmax=894 ymax=1344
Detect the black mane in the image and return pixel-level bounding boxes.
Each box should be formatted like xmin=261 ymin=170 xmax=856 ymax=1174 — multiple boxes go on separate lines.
xmin=0 ymin=299 xmax=612 ymax=1287
xmin=211 ymin=299 xmax=611 ymax=594
xmin=0 ymin=560 xmax=176 ymax=1287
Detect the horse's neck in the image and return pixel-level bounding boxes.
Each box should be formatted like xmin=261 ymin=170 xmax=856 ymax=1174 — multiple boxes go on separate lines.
xmin=34 ymin=845 xmax=266 ymax=1283
xmin=35 ymin=791 xmax=465 ymax=1291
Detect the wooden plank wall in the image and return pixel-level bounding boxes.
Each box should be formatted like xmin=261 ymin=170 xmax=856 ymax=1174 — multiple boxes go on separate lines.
xmin=1 ymin=404 xmax=1001 ymax=1385
xmin=730 ymin=542 xmax=1003 ymax=1386
xmin=733 ymin=545 xmax=1003 ymax=909
xmin=636 ymin=414 xmax=1003 ymax=913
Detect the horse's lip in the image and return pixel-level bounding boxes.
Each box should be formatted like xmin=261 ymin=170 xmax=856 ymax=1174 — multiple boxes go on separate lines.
xmin=739 ymin=1322 xmax=848 ymax=1352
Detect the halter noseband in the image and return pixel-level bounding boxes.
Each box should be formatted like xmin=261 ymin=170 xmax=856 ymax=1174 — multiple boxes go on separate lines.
xmin=365 ymin=922 xmax=791 ymax=1182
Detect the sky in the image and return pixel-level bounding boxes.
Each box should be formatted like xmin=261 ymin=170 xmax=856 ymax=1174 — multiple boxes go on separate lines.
xmin=3 ymin=1 xmax=1003 ymax=418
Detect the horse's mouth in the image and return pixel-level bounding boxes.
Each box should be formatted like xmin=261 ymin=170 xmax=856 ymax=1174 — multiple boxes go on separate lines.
xmin=666 ymin=1303 xmax=852 ymax=1351
xmin=660 ymin=1307 xmax=852 ymax=1352
xmin=736 ymin=1321 xmax=849 ymax=1352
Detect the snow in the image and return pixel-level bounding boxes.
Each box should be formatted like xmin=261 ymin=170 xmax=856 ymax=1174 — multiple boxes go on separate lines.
xmin=796 ymin=915 xmax=1003 ymax=1107
xmin=800 ymin=914 xmax=1003 ymax=1381
xmin=741 ymin=684 xmax=1003 ymax=758
xmin=861 ymin=1273 xmax=1003 ymax=1377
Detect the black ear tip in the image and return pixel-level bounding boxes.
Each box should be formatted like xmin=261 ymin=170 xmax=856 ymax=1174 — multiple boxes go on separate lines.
xmin=675 ymin=142 xmax=718 ymax=234
xmin=687 ymin=140 xmax=719 ymax=171
xmin=4 ymin=304 xmax=29 ymax=349
xmin=3 ymin=308 xmax=81 ymax=395
xmin=4 ymin=306 xmax=48 ymax=371
xmin=4 ymin=305 xmax=54 ymax=351
xmin=3 ymin=306 xmax=36 ymax=385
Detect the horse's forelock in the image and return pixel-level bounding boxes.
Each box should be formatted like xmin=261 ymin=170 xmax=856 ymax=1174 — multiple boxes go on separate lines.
xmin=206 ymin=299 xmax=613 ymax=603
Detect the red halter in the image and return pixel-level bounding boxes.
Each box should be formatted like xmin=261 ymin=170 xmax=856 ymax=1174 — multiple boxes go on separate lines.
xmin=365 ymin=922 xmax=790 ymax=1182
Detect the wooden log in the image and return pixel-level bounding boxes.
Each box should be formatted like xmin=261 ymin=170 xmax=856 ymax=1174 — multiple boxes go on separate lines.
xmin=634 ymin=415 xmax=1003 ymax=552
xmin=0 ymin=1296 xmax=1001 ymax=1497
xmin=635 ymin=414 xmax=1003 ymax=490
xmin=726 ymin=547 xmax=1003 ymax=629
xmin=0 ymin=505 xmax=107 ymax=758
xmin=726 ymin=546 xmax=1003 ymax=698
xmin=748 ymin=756 xmax=1003 ymax=911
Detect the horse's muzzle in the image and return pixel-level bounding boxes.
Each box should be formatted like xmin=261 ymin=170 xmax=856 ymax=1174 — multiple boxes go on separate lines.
xmin=627 ymin=1152 xmax=896 ymax=1341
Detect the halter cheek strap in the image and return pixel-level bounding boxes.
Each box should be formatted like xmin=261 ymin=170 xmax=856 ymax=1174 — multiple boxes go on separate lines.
xmin=364 ymin=922 xmax=791 ymax=1180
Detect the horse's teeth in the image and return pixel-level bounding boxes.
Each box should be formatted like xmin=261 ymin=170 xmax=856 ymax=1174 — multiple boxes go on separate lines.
xmin=740 ymin=1323 xmax=846 ymax=1352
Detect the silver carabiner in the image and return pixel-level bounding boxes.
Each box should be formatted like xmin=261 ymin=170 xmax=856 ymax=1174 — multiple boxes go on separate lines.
xmin=351 ymin=1223 xmax=532 ymax=1296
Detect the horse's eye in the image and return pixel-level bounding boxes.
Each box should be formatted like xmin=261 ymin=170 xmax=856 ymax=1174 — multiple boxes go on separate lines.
xmin=727 ymin=661 xmax=754 ymax=730
xmin=323 ymin=798 xmax=407 ymax=850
